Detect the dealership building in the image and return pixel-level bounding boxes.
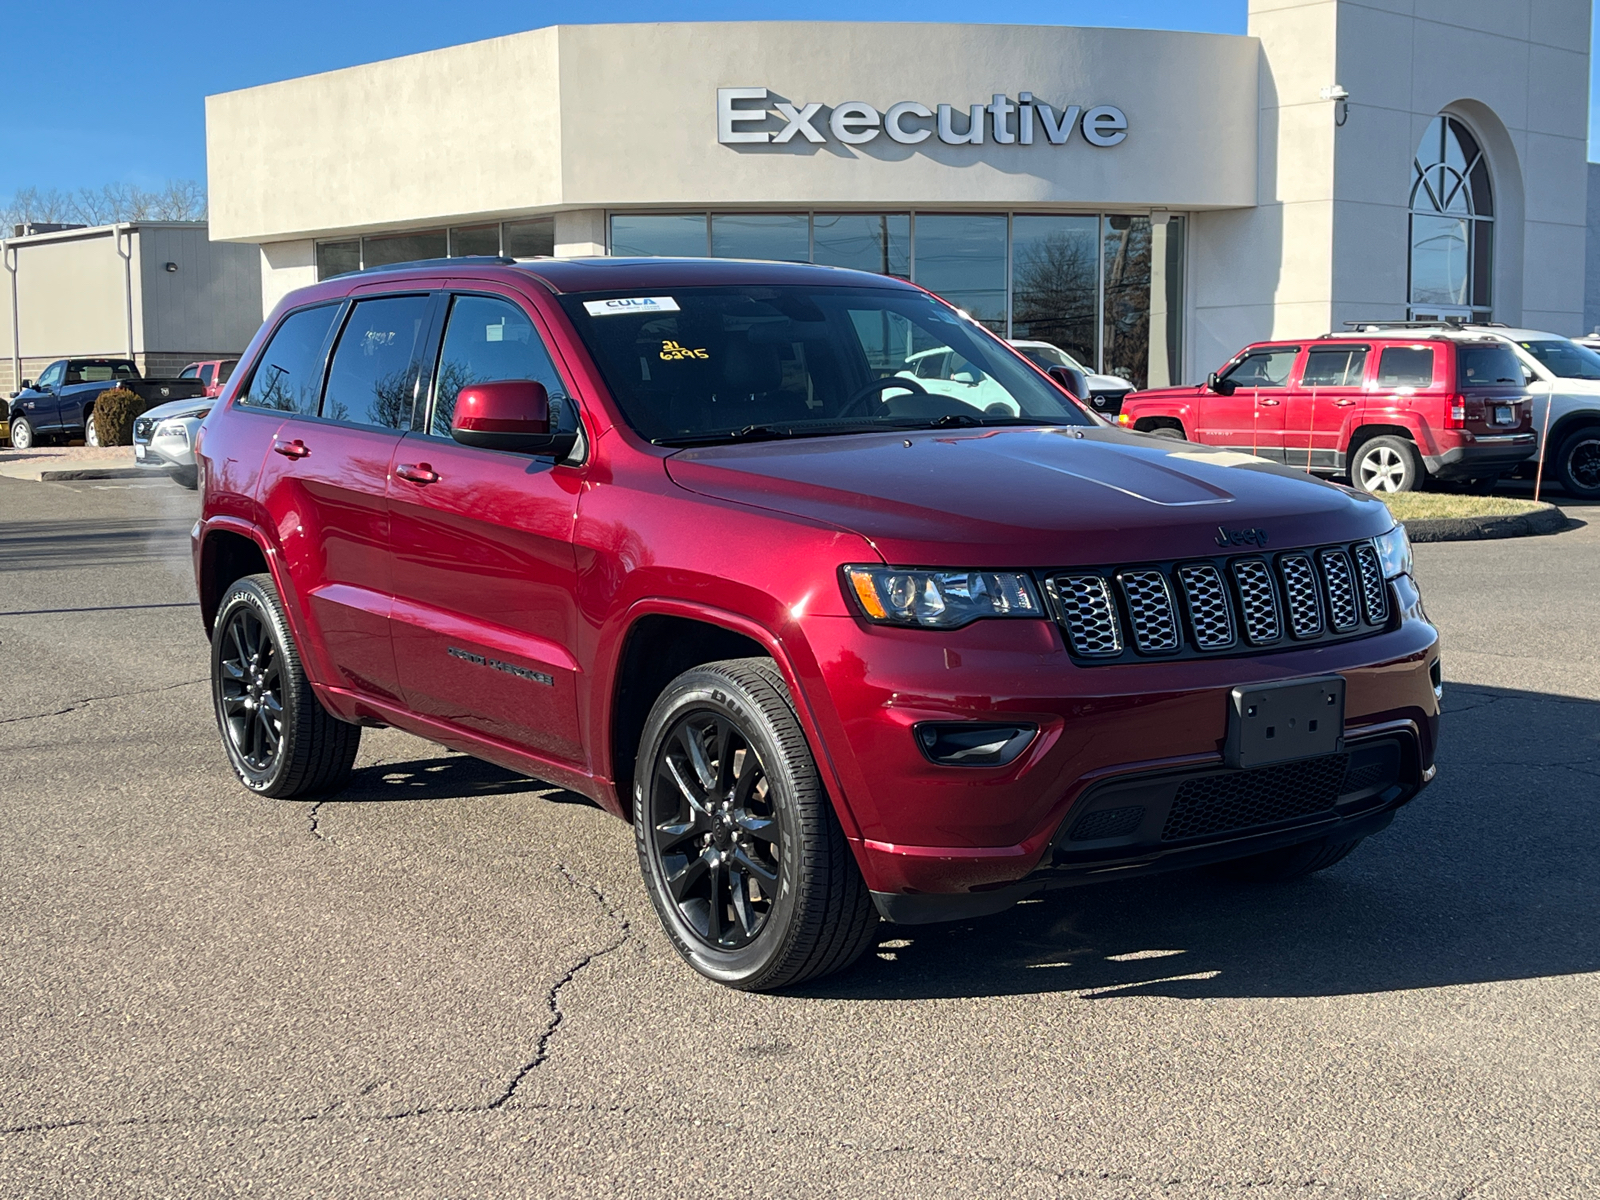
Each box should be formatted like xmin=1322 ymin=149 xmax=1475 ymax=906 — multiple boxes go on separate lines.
xmin=204 ymin=0 xmax=1593 ymax=389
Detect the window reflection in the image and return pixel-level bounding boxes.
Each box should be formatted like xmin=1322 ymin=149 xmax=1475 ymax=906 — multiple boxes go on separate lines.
xmin=611 ymin=214 xmax=708 ymax=257
xmin=711 ymin=214 xmax=809 ymax=262
xmin=813 ymin=214 xmax=910 ymax=276
xmin=362 ymin=230 xmax=447 ymax=269
xmin=911 ymin=215 xmax=1008 ymax=333
xmin=1011 ymin=215 xmax=1097 ymax=369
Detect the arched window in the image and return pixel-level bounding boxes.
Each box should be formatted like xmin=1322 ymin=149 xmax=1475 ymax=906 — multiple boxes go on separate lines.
xmin=1409 ymin=115 xmax=1493 ymax=321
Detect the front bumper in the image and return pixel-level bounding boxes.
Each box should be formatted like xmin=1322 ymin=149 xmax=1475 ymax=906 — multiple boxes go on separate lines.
xmin=797 ymin=577 xmax=1440 ymax=909
xmin=1424 ymin=434 xmax=1536 ymax=480
xmin=133 ymin=420 xmax=199 ymax=470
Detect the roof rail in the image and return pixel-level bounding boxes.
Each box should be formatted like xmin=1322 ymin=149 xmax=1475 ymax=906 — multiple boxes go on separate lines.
xmin=1339 ymin=319 xmax=1509 ymax=330
xmin=355 ymin=255 xmax=517 ymax=275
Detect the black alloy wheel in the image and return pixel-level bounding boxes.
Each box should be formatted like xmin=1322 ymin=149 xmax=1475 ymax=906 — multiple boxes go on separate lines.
xmin=210 ymin=573 xmax=360 ymax=798
xmin=1557 ymin=428 xmax=1600 ymax=498
xmin=634 ymin=658 xmax=879 ymax=990
xmin=650 ymin=711 xmax=781 ymax=950
xmin=218 ymin=603 xmax=284 ymax=771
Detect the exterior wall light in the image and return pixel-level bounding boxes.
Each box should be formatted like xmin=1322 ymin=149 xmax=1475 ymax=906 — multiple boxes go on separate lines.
xmin=1320 ymin=84 xmax=1351 ymax=127
xmin=164 ymin=261 xmax=178 ymax=272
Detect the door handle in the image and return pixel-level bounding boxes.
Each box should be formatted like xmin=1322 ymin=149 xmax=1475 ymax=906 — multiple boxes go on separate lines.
xmin=1334 ymin=399 xmax=1356 ymax=407
xmin=394 ymin=462 xmax=440 ymax=485
xmin=272 ymin=438 xmax=310 ymax=459
xmin=1258 ymin=398 xmax=1280 ymax=407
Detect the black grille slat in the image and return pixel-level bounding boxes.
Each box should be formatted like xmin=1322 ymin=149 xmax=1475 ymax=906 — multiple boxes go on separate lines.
xmin=1049 ymin=541 xmax=1387 ymax=663
xmin=1177 ymin=563 xmax=1235 ymax=650
xmin=1231 ymin=559 xmax=1282 ymax=645
xmin=1119 ymin=569 xmax=1180 ymax=653
xmin=1352 ymin=541 xmax=1389 ymax=625
xmin=1319 ymin=548 xmax=1360 ymax=632
xmin=1161 ymin=754 xmax=1350 ymax=842
xmin=1052 ymin=574 xmax=1122 ymax=657
xmin=1279 ymin=553 xmax=1325 ymax=639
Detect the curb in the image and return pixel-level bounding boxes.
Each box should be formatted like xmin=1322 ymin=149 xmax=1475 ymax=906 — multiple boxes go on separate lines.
xmin=37 ymin=467 xmax=155 ymax=482
xmin=1401 ymin=502 xmax=1570 ymax=543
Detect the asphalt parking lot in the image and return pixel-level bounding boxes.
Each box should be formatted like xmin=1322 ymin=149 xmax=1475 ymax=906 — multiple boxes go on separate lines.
xmin=2 ymin=474 xmax=1597 ymax=1199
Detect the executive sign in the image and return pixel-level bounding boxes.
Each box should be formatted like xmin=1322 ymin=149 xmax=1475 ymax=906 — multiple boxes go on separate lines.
xmin=717 ymin=87 xmax=1128 ymax=148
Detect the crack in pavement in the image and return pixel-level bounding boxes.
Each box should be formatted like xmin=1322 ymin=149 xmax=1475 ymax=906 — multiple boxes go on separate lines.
xmin=306 ymin=800 xmax=328 ymax=841
xmin=0 ymin=678 xmax=207 ymax=726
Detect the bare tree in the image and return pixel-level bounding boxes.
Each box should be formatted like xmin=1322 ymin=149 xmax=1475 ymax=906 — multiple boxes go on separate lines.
xmin=2 ymin=180 xmax=208 ymax=232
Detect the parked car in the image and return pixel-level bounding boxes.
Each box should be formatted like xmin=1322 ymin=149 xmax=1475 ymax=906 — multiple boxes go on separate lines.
xmin=1340 ymin=324 xmax=1600 ymax=500
xmin=1119 ymin=331 xmax=1535 ymax=493
xmin=132 ymin=395 xmax=211 ymax=488
xmin=179 ymin=359 xmax=240 ymax=400
xmin=1008 ymin=339 xmax=1136 ymax=414
xmin=6 ymin=358 xmax=207 ymax=450
xmin=193 ymin=256 xmax=1440 ymax=991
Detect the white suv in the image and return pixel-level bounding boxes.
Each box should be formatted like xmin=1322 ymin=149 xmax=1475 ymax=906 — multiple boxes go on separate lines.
xmin=1344 ymin=324 xmax=1600 ymax=498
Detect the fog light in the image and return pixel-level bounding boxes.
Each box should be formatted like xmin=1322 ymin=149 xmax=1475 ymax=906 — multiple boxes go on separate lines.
xmin=913 ymin=722 xmax=1036 ymax=767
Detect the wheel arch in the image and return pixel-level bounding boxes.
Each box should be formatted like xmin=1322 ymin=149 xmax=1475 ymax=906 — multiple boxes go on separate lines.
xmin=197 ymin=522 xmax=273 ymax=635
xmin=1133 ymin=415 xmax=1186 ymax=435
xmin=603 ymin=602 xmax=854 ymax=834
xmin=1546 ymin=412 xmax=1600 ymax=458
xmin=1347 ymin=423 xmax=1416 ymax=456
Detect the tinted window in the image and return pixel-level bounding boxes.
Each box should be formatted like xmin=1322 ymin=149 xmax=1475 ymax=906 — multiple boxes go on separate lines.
xmin=218 ymin=360 xmax=237 ymax=384
xmin=1221 ymin=347 xmax=1299 ymax=389
xmin=321 ymin=296 xmax=431 ymax=430
xmin=1377 ymin=347 xmax=1435 ymax=388
xmin=1301 ymin=346 xmax=1367 ymax=387
xmin=66 ymin=361 xmax=136 ymax=384
xmin=430 ymin=295 xmax=573 ymax=439
xmin=1516 ymin=339 xmax=1600 ymax=381
xmin=1457 ymin=344 xmax=1523 ymax=387
xmin=238 ymin=304 xmax=341 ymax=414
xmin=179 ymin=365 xmax=199 ymax=379
xmin=199 ymin=364 xmax=216 ymax=386
xmin=557 ymin=285 xmax=1088 ymax=445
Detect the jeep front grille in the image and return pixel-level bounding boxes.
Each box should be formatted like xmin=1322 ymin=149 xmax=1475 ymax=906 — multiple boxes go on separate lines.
xmin=1045 ymin=539 xmax=1392 ymax=663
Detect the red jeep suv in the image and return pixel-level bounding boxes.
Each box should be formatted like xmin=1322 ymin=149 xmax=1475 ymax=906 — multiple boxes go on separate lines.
xmin=192 ymin=257 xmax=1440 ymax=990
xmin=1119 ymin=331 xmax=1534 ymax=493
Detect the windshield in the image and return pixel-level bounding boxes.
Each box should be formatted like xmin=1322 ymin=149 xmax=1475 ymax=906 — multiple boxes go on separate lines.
xmin=1015 ymin=344 xmax=1085 ymax=372
xmin=558 ymin=285 xmax=1090 ymax=445
xmin=1516 ymin=339 xmax=1600 ymax=381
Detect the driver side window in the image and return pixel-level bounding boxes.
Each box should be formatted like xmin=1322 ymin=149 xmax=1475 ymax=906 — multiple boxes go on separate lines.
xmin=429 ymin=295 xmax=577 ymax=442
xmin=36 ymin=362 xmax=65 ymax=389
xmin=1222 ymin=348 xmax=1300 ymax=389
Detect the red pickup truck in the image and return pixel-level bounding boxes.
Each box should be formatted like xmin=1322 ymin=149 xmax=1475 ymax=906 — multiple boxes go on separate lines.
xmin=1118 ymin=331 xmax=1535 ymax=493
xmin=192 ymin=257 xmax=1440 ymax=990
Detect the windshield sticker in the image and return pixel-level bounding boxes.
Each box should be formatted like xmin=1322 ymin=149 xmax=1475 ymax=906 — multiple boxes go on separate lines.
xmin=660 ymin=340 xmax=709 ymax=362
xmin=583 ymin=296 xmax=681 ymax=317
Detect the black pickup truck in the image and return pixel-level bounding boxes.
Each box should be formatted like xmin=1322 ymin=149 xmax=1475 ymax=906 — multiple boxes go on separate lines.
xmin=6 ymin=358 xmax=207 ymax=450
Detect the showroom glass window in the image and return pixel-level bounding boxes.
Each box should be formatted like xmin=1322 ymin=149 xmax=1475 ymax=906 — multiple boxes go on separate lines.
xmin=1409 ymin=116 xmax=1493 ymax=321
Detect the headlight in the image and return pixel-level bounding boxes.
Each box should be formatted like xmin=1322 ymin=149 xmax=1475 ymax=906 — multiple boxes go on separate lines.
xmin=844 ymin=566 xmax=1043 ymax=628
xmin=154 ymin=423 xmax=190 ymax=443
xmin=1375 ymin=525 xmax=1412 ymax=579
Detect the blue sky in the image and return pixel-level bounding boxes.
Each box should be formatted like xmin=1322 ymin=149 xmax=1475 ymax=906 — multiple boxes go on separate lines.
xmin=2 ymin=0 xmax=1596 ymax=198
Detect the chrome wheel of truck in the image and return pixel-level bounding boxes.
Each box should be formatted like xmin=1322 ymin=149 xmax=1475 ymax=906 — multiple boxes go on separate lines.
xmin=9 ymin=416 xmax=33 ymax=451
xmin=635 ymin=658 xmax=877 ymax=990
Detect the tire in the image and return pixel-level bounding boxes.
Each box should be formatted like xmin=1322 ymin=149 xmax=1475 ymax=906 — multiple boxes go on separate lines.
xmin=1350 ymin=435 xmax=1422 ymax=494
xmin=1554 ymin=427 xmax=1600 ymax=499
xmin=1212 ymin=835 xmax=1365 ymax=882
xmin=84 ymin=410 xmax=100 ymax=447
xmin=1148 ymin=426 xmax=1186 ymax=441
xmin=8 ymin=415 xmax=33 ymax=451
xmin=211 ymin=573 xmax=360 ymax=798
xmin=634 ymin=657 xmax=878 ymax=991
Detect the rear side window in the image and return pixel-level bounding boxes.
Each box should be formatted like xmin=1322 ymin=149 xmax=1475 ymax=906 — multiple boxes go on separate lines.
xmin=1377 ymin=346 xmax=1435 ymax=388
xmin=179 ymin=365 xmax=199 ymax=379
xmin=321 ymin=296 xmax=432 ymax=430
xmin=199 ymin=364 xmax=216 ymax=386
xmin=238 ymin=304 xmax=341 ymax=414
xmin=1457 ymin=344 xmax=1523 ymax=386
xmin=1301 ymin=346 xmax=1368 ymax=387
xmin=218 ymin=360 xmax=237 ymax=384
xmin=1222 ymin=347 xmax=1299 ymax=388
xmin=429 ymin=294 xmax=572 ymax=438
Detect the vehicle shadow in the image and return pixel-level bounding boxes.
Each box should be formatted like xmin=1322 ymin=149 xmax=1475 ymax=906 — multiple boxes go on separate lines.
xmin=333 ymin=753 xmax=597 ymax=807
xmin=800 ymin=682 xmax=1600 ymax=1001
xmin=0 ymin=518 xmax=193 ymax=572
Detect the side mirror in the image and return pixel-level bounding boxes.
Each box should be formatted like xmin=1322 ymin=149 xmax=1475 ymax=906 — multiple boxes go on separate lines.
xmin=1207 ymin=371 xmax=1236 ymax=396
xmin=1047 ymin=364 xmax=1088 ymax=401
xmin=451 ymin=380 xmax=574 ymax=456
xmin=19 ymin=379 xmax=32 ymax=390
xmin=1523 ymin=368 xmax=1538 ymax=386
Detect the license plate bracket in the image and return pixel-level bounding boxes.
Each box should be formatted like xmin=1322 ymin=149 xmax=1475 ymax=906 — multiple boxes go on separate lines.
xmin=1225 ymin=676 xmax=1345 ymax=769
xmin=1493 ymin=405 xmax=1515 ymax=426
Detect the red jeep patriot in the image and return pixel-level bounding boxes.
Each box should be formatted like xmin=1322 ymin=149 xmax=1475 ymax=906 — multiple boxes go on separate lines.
xmin=1118 ymin=331 xmax=1534 ymax=494
xmin=192 ymin=257 xmax=1440 ymax=990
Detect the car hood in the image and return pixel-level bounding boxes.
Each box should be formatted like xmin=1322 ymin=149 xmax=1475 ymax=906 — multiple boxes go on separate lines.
xmin=1086 ymin=372 xmax=1134 ymax=393
xmin=664 ymin=427 xmax=1393 ymax=567
xmin=139 ymin=396 xmax=211 ymax=423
